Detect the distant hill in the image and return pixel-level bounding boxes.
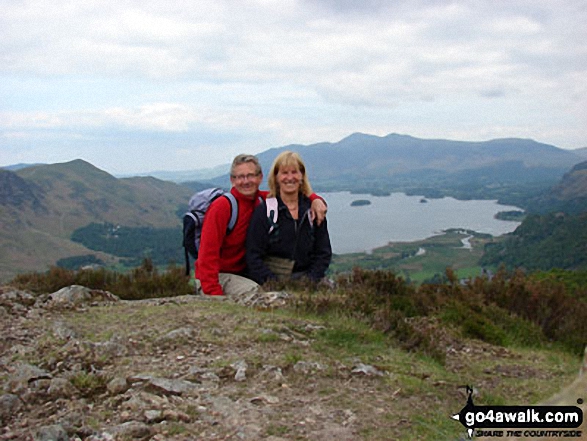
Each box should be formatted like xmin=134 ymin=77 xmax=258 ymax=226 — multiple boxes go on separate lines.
xmin=480 ymin=161 xmax=587 ymax=271
xmin=1 ymin=163 xmax=45 ymax=171
xmin=524 ymin=160 xmax=587 ymax=214
xmin=480 ymin=212 xmax=587 ymax=271
xmin=573 ymin=147 xmax=587 ymax=159
xmin=2 ymin=134 xmax=585 ymax=281
xmin=117 ymin=163 xmax=229 ymax=183
xmin=0 ymin=160 xmax=192 ymax=281
xmin=205 ymin=134 xmax=583 ymax=200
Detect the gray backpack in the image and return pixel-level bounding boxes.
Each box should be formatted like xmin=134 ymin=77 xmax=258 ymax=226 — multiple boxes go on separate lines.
xmin=182 ymin=188 xmax=238 ymax=275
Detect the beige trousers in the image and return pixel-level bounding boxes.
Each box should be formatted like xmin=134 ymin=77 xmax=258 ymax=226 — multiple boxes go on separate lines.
xmin=196 ymin=273 xmax=260 ymax=298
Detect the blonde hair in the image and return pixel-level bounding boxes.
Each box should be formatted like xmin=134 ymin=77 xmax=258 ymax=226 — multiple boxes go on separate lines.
xmin=268 ymin=151 xmax=313 ymax=197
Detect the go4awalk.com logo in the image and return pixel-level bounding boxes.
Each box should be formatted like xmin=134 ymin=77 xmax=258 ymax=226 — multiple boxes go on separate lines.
xmin=451 ymin=386 xmax=584 ymax=438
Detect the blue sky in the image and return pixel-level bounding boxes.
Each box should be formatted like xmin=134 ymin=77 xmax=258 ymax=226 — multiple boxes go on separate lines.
xmin=1 ymin=0 xmax=586 ymax=174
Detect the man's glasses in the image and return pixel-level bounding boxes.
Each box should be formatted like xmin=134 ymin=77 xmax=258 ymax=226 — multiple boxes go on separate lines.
xmin=231 ymin=172 xmax=260 ymax=181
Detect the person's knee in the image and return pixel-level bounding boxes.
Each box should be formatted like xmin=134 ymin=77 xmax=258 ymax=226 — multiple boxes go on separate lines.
xmin=219 ymin=273 xmax=260 ymax=297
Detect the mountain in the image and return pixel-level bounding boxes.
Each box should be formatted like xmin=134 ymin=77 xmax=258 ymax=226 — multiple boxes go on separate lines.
xmin=204 ymin=134 xmax=583 ymax=198
xmin=550 ymin=161 xmax=587 ymax=201
xmin=480 ymin=161 xmax=587 ymax=271
xmin=0 ymin=160 xmax=193 ymax=282
xmin=1 ymin=163 xmax=45 ymax=171
xmin=524 ymin=160 xmax=587 ymax=214
xmin=573 ymin=147 xmax=587 ymax=159
xmin=118 ymin=163 xmax=230 ymax=183
xmin=2 ymin=134 xmax=584 ymax=281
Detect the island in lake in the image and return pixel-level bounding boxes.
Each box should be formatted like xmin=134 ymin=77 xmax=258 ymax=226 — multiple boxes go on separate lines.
xmin=350 ymin=199 xmax=371 ymax=207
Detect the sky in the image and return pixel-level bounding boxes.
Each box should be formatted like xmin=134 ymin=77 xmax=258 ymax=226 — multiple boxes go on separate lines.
xmin=1 ymin=0 xmax=586 ymax=175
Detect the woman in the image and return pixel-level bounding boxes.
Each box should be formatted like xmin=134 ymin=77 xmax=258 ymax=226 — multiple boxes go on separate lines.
xmin=246 ymin=151 xmax=332 ymax=284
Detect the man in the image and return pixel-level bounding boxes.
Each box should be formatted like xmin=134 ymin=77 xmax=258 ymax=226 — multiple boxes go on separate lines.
xmin=195 ymin=154 xmax=327 ymax=296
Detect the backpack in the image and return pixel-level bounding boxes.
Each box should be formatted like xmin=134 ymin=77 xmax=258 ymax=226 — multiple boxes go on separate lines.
xmin=182 ymin=188 xmax=238 ymax=275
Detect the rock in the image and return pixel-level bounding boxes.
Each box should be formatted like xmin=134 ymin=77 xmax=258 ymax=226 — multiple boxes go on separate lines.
xmin=85 ymin=432 xmax=115 ymax=441
xmin=47 ymin=285 xmax=119 ymax=308
xmin=6 ymin=363 xmax=52 ymax=393
xmin=33 ymin=424 xmax=69 ymax=441
xmin=144 ymin=409 xmax=163 ymax=423
xmin=128 ymin=375 xmax=200 ymax=396
xmin=107 ymin=377 xmax=129 ymax=395
xmin=307 ymin=422 xmax=356 ymax=441
xmin=233 ymin=290 xmax=291 ymax=308
xmin=260 ymin=365 xmax=285 ymax=381
xmin=0 ymin=393 xmax=22 ymax=423
xmin=351 ymin=363 xmax=385 ymax=377
xmin=250 ymin=394 xmax=280 ymax=405
xmin=48 ymin=378 xmax=78 ymax=399
xmin=110 ymin=421 xmax=152 ymax=439
xmin=90 ymin=339 xmax=129 ymax=359
xmin=157 ymin=327 xmax=195 ymax=343
xmin=52 ymin=321 xmax=77 ymax=340
xmin=293 ymin=361 xmax=325 ymax=374
xmin=161 ymin=409 xmax=191 ymax=423
xmin=185 ymin=367 xmax=221 ymax=387
xmin=231 ymin=360 xmax=248 ymax=382
xmin=0 ymin=289 xmax=36 ymax=309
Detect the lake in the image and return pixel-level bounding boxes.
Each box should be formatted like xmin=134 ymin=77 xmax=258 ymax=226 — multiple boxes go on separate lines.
xmin=323 ymin=192 xmax=521 ymax=254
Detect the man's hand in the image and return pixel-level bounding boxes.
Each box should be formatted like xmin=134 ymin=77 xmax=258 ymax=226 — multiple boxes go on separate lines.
xmin=310 ymin=198 xmax=328 ymax=226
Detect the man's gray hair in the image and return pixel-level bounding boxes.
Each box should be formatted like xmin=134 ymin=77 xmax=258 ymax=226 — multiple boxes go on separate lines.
xmin=231 ymin=154 xmax=262 ymax=176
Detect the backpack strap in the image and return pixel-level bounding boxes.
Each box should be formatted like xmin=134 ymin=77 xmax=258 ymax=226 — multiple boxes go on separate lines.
xmin=266 ymin=197 xmax=279 ymax=234
xmin=307 ymin=209 xmax=315 ymax=228
xmin=223 ymin=192 xmax=239 ymax=233
xmin=184 ymin=211 xmax=199 ymax=225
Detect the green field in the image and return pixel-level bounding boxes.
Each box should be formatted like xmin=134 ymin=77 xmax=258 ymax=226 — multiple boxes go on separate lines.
xmin=330 ymin=229 xmax=498 ymax=283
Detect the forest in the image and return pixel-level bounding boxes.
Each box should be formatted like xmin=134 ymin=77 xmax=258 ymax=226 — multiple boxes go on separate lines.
xmin=71 ymin=223 xmax=181 ymax=267
xmin=481 ymin=212 xmax=587 ymax=271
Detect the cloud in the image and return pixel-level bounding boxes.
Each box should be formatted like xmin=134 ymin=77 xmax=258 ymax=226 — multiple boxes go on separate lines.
xmin=1 ymin=0 xmax=586 ymax=173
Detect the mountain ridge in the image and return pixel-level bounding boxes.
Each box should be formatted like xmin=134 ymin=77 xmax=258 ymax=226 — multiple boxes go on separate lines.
xmin=0 ymin=160 xmax=193 ymax=281
xmin=197 ymin=134 xmax=584 ymax=202
xmin=1 ymin=133 xmax=586 ymax=281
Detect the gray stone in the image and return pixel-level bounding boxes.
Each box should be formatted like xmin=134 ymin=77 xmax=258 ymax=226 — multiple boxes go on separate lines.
xmin=110 ymin=421 xmax=152 ymax=439
xmin=48 ymin=378 xmax=78 ymax=399
xmin=48 ymin=285 xmax=119 ymax=308
xmin=34 ymin=424 xmax=69 ymax=441
xmin=232 ymin=360 xmax=248 ymax=382
xmin=146 ymin=377 xmax=199 ymax=396
xmin=7 ymin=363 xmax=51 ymax=393
xmin=351 ymin=363 xmax=385 ymax=377
xmin=107 ymin=377 xmax=129 ymax=395
xmin=0 ymin=394 xmax=22 ymax=423
xmin=157 ymin=326 xmax=194 ymax=343
xmin=0 ymin=289 xmax=36 ymax=308
xmin=293 ymin=361 xmax=325 ymax=374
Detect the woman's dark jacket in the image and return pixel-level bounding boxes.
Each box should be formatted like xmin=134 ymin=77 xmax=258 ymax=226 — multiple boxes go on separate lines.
xmin=246 ymin=194 xmax=332 ymax=284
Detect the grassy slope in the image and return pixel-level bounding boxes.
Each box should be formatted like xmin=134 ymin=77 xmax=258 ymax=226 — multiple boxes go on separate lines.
xmin=0 ymin=162 xmax=192 ymax=281
xmin=331 ymin=230 xmax=496 ymax=283
xmin=10 ymin=296 xmax=582 ymax=440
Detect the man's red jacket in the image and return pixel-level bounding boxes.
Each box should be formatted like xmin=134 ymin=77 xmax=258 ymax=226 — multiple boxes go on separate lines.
xmin=195 ymin=187 xmax=264 ymax=296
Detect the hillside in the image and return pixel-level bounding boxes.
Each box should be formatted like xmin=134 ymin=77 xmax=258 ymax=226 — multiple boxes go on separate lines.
xmin=0 ymin=160 xmax=192 ymax=281
xmin=477 ymin=160 xmax=587 ymax=271
xmin=1 ymin=278 xmax=585 ymax=441
xmin=2 ymin=135 xmax=585 ymax=282
xmin=524 ymin=160 xmax=587 ymax=214
xmin=200 ymin=134 xmax=583 ymax=199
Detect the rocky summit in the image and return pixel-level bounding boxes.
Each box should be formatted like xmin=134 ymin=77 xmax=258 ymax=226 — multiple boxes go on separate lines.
xmin=0 ymin=285 xmax=585 ymax=441
xmin=0 ymin=286 xmax=363 ymax=440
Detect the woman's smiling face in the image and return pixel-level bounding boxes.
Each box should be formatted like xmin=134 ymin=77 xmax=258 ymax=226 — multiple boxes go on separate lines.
xmin=277 ymin=165 xmax=302 ymax=196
